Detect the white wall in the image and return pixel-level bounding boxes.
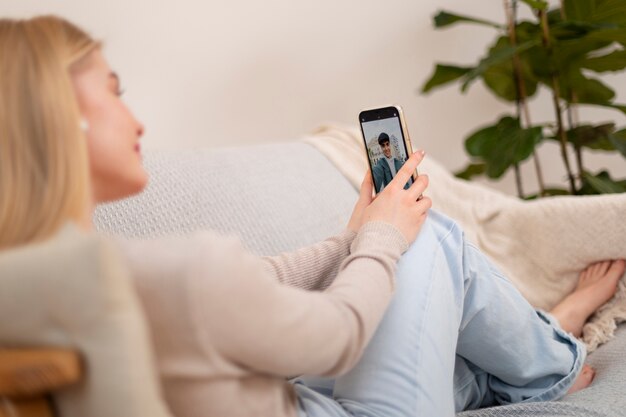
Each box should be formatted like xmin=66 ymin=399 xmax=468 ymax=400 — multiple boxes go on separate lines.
xmin=4 ymin=0 xmax=625 ymax=196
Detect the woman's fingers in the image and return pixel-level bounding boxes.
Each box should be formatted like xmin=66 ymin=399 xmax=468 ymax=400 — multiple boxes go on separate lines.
xmin=408 ymin=174 xmax=429 ymax=201
xmin=390 ymin=150 xmax=425 ymax=190
xmin=414 ymin=195 xmax=432 ymax=215
xmin=360 ymin=151 xmax=430 ymax=244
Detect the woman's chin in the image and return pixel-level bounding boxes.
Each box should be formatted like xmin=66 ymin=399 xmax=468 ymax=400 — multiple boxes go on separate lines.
xmin=125 ymin=171 xmax=149 ymax=198
xmin=97 ymin=172 xmax=149 ymax=204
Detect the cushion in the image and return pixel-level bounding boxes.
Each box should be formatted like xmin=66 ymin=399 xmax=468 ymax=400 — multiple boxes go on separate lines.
xmin=0 ymin=224 xmax=171 ymax=417
xmin=94 ymin=142 xmax=357 ymax=255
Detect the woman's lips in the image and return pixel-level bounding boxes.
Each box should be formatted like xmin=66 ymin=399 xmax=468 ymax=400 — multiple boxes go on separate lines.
xmin=134 ymin=143 xmax=141 ymax=153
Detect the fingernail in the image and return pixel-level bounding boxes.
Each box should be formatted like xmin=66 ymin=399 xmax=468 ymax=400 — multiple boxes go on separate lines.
xmin=415 ymin=149 xmax=425 ymax=156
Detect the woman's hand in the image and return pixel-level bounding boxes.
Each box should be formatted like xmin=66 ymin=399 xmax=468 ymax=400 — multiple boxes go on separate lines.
xmin=357 ymin=151 xmax=431 ymax=244
xmin=347 ymin=170 xmax=375 ymax=233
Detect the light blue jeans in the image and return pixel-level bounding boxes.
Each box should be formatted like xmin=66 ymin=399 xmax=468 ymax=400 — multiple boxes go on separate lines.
xmin=293 ymin=210 xmax=585 ymax=417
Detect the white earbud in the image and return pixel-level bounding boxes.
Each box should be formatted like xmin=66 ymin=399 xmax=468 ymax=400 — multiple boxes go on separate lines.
xmin=80 ymin=118 xmax=90 ymax=132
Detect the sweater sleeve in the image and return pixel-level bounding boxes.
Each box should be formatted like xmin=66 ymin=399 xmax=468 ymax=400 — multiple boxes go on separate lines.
xmin=187 ymin=221 xmax=408 ymax=378
xmin=260 ymin=229 xmax=357 ymax=291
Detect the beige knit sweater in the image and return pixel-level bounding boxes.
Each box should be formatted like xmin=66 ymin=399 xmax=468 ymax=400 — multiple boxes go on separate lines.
xmin=117 ymin=221 xmax=408 ymax=417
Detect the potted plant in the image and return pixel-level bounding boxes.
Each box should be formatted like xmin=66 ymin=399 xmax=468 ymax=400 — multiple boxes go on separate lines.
xmin=421 ymin=0 xmax=626 ymax=198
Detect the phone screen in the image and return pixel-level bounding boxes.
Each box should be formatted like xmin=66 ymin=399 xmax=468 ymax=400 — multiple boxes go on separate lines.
xmin=359 ymin=107 xmax=414 ymax=194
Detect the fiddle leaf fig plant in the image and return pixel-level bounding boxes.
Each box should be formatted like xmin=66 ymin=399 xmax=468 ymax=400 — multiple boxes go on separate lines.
xmin=422 ymin=0 xmax=626 ymax=198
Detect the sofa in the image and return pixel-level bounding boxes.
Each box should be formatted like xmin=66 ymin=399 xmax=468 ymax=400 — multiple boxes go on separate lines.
xmin=92 ymin=141 xmax=626 ymax=417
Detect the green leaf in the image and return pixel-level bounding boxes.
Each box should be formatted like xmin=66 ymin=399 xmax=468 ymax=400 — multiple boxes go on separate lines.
xmin=559 ymin=70 xmax=615 ymax=105
xmin=462 ymin=40 xmax=540 ymax=92
xmin=547 ymin=8 xmax=565 ymax=25
xmin=433 ymin=11 xmax=502 ymax=29
xmin=582 ymin=49 xmax=626 ymax=72
xmin=552 ymin=123 xmax=617 ymax=150
xmin=464 ymin=116 xmax=543 ymax=179
xmin=591 ymin=0 xmax=626 ymax=25
xmin=520 ymin=0 xmax=548 ymax=11
xmin=516 ymin=21 xmax=543 ymax=41
xmin=562 ymin=0 xmax=626 ymax=25
xmin=563 ymin=0 xmax=596 ymax=23
xmin=421 ymin=64 xmax=472 ymax=94
xmin=481 ymin=37 xmax=539 ymax=102
xmin=545 ymin=25 xmax=623 ymax=74
xmin=582 ymin=102 xmax=626 ymax=115
xmin=587 ymin=28 xmax=626 ymax=46
xmin=550 ymin=34 xmax=612 ymax=70
xmin=551 ymin=21 xmax=601 ymax=41
xmin=482 ymin=65 xmax=518 ymax=102
xmin=582 ymin=171 xmax=626 ymax=194
xmin=523 ymin=44 xmax=556 ymax=78
xmin=544 ymin=122 xmax=626 ymax=157
xmin=465 ymin=123 xmax=503 ymax=158
xmin=608 ymin=129 xmax=626 ymax=157
xmin=572 ymin=124 xmax=615 ymax=148
xmin=454 ymin=163 xmax=486 ymax=180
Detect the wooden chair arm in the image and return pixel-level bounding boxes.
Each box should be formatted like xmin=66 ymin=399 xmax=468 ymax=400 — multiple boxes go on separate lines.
xmin=0 ymin=349 xmax=81 ymax=399
xmin=0 ymin=397 xmax=53 ymax=417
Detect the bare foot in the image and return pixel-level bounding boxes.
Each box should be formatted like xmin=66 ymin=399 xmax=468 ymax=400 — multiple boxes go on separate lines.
xmin=551 ymin=259 xmax=625 ymax=337
xmin=567 ymin=364 xmax=596 ymax=395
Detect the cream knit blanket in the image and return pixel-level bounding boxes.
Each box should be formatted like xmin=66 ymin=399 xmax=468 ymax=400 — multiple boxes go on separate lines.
xmin=303 ymin=124 xmax=626 ymax=352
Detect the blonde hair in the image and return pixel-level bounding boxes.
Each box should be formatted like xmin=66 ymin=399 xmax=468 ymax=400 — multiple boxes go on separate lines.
xmin=0 ymin=16 xmax=100 ymax=249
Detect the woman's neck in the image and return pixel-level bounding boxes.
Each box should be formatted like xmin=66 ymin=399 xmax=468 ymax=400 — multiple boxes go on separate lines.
xmin=79 ymin=198 xmax=96 ymax=232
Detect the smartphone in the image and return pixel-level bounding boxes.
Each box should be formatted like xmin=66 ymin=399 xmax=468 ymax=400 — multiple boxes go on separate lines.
xmin=359 ymin=105 xmax=418 ymax=194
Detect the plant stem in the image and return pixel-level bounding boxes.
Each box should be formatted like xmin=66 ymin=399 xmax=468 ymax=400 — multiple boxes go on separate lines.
xmin=566 ymin=102 xmax=583 ymax=188
xmin=505 ymin=0 xmax=526 ymax=198
xmin=513 ymin=162 xmax=525 ymax=198
xmin=539 ymin=10 xmax=577 ymax=194
xmin=550 ymin=77 xmax=577 ymax=194
xmin=575 ymin=146 xmax=583 ymax=192
xmin=561 ymin=0 xmax=583 ymax=190
xmin=504 ymin=0 xmax=545 ymax=198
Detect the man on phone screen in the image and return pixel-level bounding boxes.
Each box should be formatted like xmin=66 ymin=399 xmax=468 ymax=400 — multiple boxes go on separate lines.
xmin=373 ymin=132 xmax=407 ymax=193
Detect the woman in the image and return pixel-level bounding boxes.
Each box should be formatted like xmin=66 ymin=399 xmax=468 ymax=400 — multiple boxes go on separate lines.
xmin=1 ymin=15 xmax=624 ymax=417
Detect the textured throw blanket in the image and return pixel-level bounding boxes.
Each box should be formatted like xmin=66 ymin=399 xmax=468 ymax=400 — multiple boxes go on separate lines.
xmin=303 ymin=124 xmax=626 ymax=352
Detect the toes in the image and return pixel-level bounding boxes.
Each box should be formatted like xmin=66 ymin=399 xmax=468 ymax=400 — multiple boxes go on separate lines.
xmin=614 ymin=259 xmax=626 ymax=273
xmin=608 ymin=260 xmax=626 ymax=279
xmin=568 ymin=365 xmax=596 ymax=394
xmin=592 ymin=261 xmax=608 ymax=277
xmin=577 ymin=365 xmax=596 ymax=388
xmin=581 ymin=262 xmax=597 ymax=279
xmin=587 ymin=367 xmax=596 ymax=383
xmin=590 ymin=262 xmax=603 ymax=277
xmin=599 ymin=261 xmax=612 ymax=276
xmin=580 ymin=260 xmax=625 ymax=289
xmin=579 ymin=268 xmax=589 ymax=282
